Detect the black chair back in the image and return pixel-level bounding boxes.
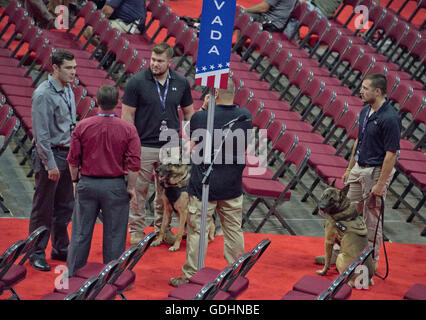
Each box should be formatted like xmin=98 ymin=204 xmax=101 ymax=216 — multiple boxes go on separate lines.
xmin=18 ymin=226 xmax=48 ymax=265
xmin=0 ymin=240 xmax=26 ymax=279
xmin=241 ymin=239 xmax=271 ymax=277
xmin=127 ymin=231 xmax=156 ymax=270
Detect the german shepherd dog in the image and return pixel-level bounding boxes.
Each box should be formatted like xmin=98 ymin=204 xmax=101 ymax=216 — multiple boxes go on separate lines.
xmin=151 ymin=162 xmax=215 ymax=251
xmin=317 ymin=184 xmax=375 ymax=286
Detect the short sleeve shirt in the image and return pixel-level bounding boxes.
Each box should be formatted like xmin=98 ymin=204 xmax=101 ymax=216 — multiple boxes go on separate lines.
xmin=106 ymin=0 xmax=146 ymax=25
xmin=264 ymin=0 xmax=297 ymax=29
xmin=122 ymin=68 xmax=193 ymax=148
xmin=356 ymin=99 xmax=401 ymax=166
xmin=188 ymin=105 xmax=253 ymax=201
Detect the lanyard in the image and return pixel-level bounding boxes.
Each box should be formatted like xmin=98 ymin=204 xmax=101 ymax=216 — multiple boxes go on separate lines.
xmin=360 ymin=106 xmax=371 ymax=137
xmin=356 ymin=106 xmax=373 ymax=160
xmin=97 ymin=113 xmax=118 ymax=118
xmin=48 ymin=80 xmax=73 ymax=120
xmin=154 ymin=74 xmax=170 ymax=112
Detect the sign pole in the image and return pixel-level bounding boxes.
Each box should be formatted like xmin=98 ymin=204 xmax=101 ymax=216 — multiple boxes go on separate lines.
xmin=197 ymin=87 xmax=216 ymax=270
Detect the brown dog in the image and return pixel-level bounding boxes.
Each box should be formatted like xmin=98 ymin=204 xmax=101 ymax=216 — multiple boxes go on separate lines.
xmin=317 ymin=184 xmax=375 ymax=286
xmin=151 ymin=162 xmax=215 ymax=251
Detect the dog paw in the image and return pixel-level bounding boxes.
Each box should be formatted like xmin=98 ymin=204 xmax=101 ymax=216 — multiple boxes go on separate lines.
xmin=169 ymin=245 xmax=180 ymax=252
xmin=151 ymin=239 xmax=162 ymax=247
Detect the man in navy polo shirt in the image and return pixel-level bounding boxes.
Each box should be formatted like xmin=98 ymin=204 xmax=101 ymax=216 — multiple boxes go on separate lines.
xmin=342 ymin=73 xmax=401 ymax=267
xmin=83 ymin=0 xmax=146 ymax=45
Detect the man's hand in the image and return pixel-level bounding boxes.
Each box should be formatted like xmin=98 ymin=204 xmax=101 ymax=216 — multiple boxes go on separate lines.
xmin=202 ymin=94 xmax=210 ymax=110
xmin=342 ymin=171 xmax=350 ymax=185
xmin=370 ymin=182 xmax=385 ymax=197
xmin=48 ymin=168 xmax=60 ymax=181
xmin=128 ymin=187 xmax=138 ymax=213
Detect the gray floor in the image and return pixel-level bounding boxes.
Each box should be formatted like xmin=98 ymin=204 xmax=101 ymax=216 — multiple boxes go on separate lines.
xmin=1 ymin=134 xmax=425 ymax=245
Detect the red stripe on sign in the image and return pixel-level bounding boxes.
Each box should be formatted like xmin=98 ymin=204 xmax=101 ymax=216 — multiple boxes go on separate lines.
xmin=194 ymin=77 xmax=202 ymax=86
xmin=206 ymin=75 xmax=215 ymax=88
xmin=219 ymin=72 xmax=229 ymax=89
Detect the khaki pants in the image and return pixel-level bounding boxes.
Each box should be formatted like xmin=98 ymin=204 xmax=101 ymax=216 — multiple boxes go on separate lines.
xmin=110 ymin=19 xmax=141 ymax=34
xmin=346 ymin=163 xmax=395 ymax=260
xmin=182 ymin=195 xmax=245 ymax=279
xmin=128 ymin=147 xmax=168 ymax=235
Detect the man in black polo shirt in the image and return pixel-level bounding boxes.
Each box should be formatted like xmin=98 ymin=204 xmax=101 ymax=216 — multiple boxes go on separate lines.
xmin=170 ymin=78 xmax=253 ymax=287
xmin=342 ymin=73 xmax=401 ymax=267
xmin=122 ymin=42 xmax=194 ymax=245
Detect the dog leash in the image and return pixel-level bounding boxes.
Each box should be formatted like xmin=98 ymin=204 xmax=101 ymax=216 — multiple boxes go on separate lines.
xmin=373 ymin=195 xmax=389 ymax=280
xmin=352 ymin=194 xmax=389 ymax=280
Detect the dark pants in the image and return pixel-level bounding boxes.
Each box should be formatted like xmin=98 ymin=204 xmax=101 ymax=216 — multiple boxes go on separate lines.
xmin=67 ymin=176 xmax=129 ymax=277
xmin=29 ymin=149 xmax=74 ymax=260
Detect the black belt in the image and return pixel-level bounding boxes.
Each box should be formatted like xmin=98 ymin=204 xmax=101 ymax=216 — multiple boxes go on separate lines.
xmin=51 ymin=146 xmax=69 ymax=151
xmin=81 ymin=175 xmax=125 ymax=179
xmin=358 ymin=163 xmax=381 ymax=168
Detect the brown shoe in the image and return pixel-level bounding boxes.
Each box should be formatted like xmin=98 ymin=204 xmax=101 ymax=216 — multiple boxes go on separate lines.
xmin=130 ymin=232 xmax=145 ymax=245
xmin=169 ymin=276 xmax=188 ymax=287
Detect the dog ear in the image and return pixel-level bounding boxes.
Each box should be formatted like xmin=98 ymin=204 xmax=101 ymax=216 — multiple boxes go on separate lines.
xmin=330 ymin=179 xmax=336 ymax=187
xmin=341 ymin=184 xmax=350 ymax=198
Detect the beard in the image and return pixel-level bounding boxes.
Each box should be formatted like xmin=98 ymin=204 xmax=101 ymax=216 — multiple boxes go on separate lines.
xmin=150 ymin=66 xmax=168 ymax=77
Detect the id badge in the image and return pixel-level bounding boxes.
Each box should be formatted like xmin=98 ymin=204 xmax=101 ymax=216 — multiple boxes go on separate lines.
xmin=160 ymin=120 xmax=168 ymax=132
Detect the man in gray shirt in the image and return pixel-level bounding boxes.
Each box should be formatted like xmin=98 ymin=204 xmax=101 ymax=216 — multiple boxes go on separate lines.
xmin=244 ymin=0 xmax=297 ymax=31
xmin=29 ymin=49 xmax=77 ymax=271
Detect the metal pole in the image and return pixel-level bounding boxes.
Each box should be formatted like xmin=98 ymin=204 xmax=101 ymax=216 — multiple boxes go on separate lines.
xmin=197 ymin=87 xmax=216 ymax=270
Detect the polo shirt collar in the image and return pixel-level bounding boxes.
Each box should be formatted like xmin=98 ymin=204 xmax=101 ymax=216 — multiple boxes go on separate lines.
xmin=147 ymin=68 xmax=176 ymax=81
xmin=48 ymin=74 xmax=69 ymax=93
xmin=368 ymin=98 xmax=390 ymax=120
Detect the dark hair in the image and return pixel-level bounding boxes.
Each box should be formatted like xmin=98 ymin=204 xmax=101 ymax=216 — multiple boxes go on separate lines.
xmin=51 ymin=49 xmax=75 ymax=67
xmin=97 ymin=85 xmax=118 ymax=110
xmin=152 ymin=42 xmax=174 ymax=59
xmin=364 ymin=73 xmax=387 ymax=95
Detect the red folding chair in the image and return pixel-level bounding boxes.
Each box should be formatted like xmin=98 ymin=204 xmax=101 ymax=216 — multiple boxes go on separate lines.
xmin=243 ymin=145 xmax=311 ymax=234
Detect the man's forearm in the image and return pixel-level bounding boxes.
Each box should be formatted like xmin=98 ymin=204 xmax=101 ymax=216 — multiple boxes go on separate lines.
xmin=69 ymin=164 xmax=79 ymax=181
xmin=347 ymin=139 xmax=358 ymax=170
xmin=377 ymin=151 xmax=397 ymax=188
xmin=127 ymin=170 xmax=138 ymax=190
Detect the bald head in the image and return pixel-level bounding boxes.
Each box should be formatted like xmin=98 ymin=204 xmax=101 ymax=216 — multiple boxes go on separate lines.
xmin=215 ymin=78 xmax=235 ymax=105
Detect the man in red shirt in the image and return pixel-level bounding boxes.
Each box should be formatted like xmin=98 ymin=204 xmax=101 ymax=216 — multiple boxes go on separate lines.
xmin=66 ymin=85 xmax=141 ymax=276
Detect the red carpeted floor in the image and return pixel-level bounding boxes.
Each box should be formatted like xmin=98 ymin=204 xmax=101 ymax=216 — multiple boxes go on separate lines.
xmin=0 ymin=218 xmax=425 ymax=300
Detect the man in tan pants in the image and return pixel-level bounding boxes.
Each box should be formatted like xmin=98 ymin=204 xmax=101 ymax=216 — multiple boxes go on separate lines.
xmin=170 ymin=79 xmax=253 ymax=287
xmin=342 ymin=74 xmax=400 ymax=268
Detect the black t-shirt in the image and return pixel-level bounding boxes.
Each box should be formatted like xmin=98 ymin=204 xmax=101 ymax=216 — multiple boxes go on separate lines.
xmin=188 ymin=104 xmax=253 ymax=201
xmin=356 ymin=99 xmax=401 ymax=166
xmin=122 ymin=68 xmax=193 ymax=148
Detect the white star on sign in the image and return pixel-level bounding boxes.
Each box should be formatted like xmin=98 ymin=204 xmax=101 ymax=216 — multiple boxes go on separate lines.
xmin=202 ymin=66 xmax=207 ymax=71
xmin=218 ymin=64 xmax=223 ymax=68
xmin=226 ymin=62 xmax=230 ymax=67
xmin=210 ymin=65 xmax=215 ymax=70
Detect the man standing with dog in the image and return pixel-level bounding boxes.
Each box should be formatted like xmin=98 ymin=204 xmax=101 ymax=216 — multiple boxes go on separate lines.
xmin=169 ymin=78 xmax=253 ymax=287
xmin=66 ymin=85 xmax=141 ymax=276
xmin=121 ymin=42 xmax=195 ymax=245
xmin=341 ymin=73 xmax=401 ymax=269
